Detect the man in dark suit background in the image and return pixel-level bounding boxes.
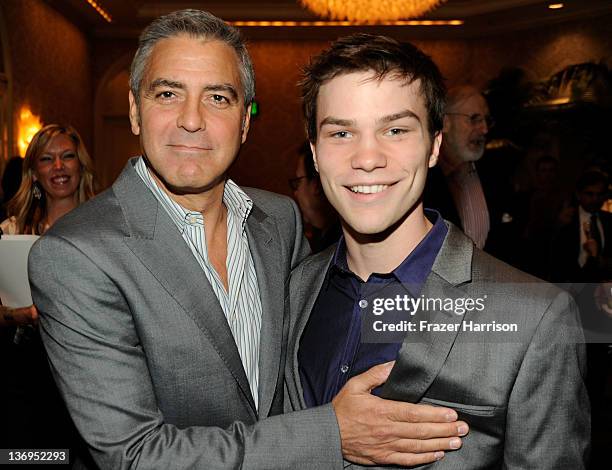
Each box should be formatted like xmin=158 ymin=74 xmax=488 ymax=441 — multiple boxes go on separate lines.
xmin=551 ymin=170 xmax=612 ymax=283
xmin=550 ymin=170 xmax=612 ymax=466
xmin=290 ymin=141 xmax=341 ymax=253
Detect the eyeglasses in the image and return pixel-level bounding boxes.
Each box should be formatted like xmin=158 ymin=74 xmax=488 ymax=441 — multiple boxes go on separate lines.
xmin=289 ymin=176 xmax=307 ymax=191
xmin=446 ymin=113 xmax=495 ymax=129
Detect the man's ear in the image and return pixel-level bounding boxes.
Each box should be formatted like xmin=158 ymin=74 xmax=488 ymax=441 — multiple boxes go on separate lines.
xmin=241 ymin=104 xmax=252 ymax=144
xmin=428 ymin=131 xmax=442 ymax=168
xmin=128 ymin=90 xmax=141 ymax=136
xmin=309 ymin=141 xmax=319 ymax=173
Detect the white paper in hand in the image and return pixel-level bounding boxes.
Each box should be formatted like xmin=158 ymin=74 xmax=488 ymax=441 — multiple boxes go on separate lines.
xmin=0 ymin=234 xmax=39 ymax=307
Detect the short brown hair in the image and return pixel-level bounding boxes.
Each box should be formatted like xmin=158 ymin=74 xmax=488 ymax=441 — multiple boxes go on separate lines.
xmin=301 ymin=34 xmax=446 ymax=143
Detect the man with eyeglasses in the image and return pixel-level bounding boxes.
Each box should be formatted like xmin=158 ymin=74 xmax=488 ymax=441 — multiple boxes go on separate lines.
xmin=290 ymin=141 xmax=340 ymax=252
xmin=424 ymin=85 xmax=496 ymax=250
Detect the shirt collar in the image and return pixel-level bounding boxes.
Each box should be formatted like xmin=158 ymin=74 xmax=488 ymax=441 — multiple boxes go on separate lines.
xmin=331 ymin=209 xmax=447 ymax=291
xmin=134 ymin=156 xmax=253 ymax=233
xmin=223 ymin=179 xmax=253 ymax=228
xmin=579 ymin=205 xmax=598 ymax=219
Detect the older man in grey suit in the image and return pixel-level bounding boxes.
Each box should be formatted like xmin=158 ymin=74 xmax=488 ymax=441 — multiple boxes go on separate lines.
xmin=286 ymin=34 xmax=590 ymax=468
xmin=28 ymin=10 xmax=466 ymax=470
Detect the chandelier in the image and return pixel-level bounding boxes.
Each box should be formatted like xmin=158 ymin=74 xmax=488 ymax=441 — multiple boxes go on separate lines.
xmin=299 ymin=0 xmax=448 ymax=24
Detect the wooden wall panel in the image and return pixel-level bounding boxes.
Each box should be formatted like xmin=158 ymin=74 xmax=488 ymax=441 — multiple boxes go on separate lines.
xmin=2 ymin=0 xmax=92 ymax=152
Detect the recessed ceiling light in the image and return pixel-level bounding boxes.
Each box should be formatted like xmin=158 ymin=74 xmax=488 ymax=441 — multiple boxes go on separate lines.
xmin=548 ymin=3 xmax=564 ymax=9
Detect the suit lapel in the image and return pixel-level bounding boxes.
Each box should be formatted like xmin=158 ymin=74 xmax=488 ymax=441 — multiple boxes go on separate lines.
xmin=381 ymin=223 xmax=473 ymax=402
xmin=246 ymin=205 xmax=284 ymax=417
xmin=290 ymin=248 xmax=335 ymax=409
xmin=113 ymin=160 xmax=257 ymax=415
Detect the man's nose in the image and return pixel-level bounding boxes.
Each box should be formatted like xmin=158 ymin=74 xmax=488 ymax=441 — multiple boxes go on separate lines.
xmin=351 ymin=135 xmax=386 ymax=172
xmin=475 ymin=118 xmax=488 ymax=135
xmin=177 ymin=97 xmax=205 ymax=132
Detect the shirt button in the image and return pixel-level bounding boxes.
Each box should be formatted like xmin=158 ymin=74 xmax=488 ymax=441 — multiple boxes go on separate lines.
xmin=358 ymin=299 xmax=368 ymax=308
xmin=188 ymin=215 xmax=197 ymax=224
xmin=340 ymin=364 xmax=349 ymax=374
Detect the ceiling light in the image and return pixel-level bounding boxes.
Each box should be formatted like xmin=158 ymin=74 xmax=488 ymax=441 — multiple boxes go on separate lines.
xmin=548 ymin=3 xmax=564 ymax=9
xmin=85 ymin=0 xmax=112 ymax=23
xmin=299 ymin=0 xmax=448 ymax=24
xmin=229 ymin=19 xmax=462 ymax=27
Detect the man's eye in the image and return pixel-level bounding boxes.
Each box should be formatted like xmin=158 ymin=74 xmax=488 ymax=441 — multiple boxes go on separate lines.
xmin=156 ymin=91 xmax=175 ymax=99
xmin=386 ymin=128 xmax=407 ymax=136
xmin=211 ymin=94 xmax=230 ymax=106
xmin=331 ymin=130 xmax=351 ymax=138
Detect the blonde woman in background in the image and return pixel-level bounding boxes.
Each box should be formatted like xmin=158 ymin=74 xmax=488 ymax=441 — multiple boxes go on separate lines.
xmin=1 ymin=123 xmax=95 ymax=454
xmin=0 ymin=123 xmax=95 ymax=327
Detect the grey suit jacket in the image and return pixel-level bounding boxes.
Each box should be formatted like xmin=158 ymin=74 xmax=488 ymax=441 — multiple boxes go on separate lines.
xmin=29 ymin=159 xmax=343 ymax=469
xmin=286 ymin=223 xmax=590 ymax=469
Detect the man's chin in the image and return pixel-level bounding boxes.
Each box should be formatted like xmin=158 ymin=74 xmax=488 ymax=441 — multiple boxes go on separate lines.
xmin=155 ymin=173 xmax=225 ymax=197
xmin=461 ymin=152 xmax=484 ymax=163
xmin=464 ymin=145 xmax=485 ymax=161
xmin=167 ymin=181 xmax=223 ymax=195
xmin=342 ymin=214 xmax=408 ymax=243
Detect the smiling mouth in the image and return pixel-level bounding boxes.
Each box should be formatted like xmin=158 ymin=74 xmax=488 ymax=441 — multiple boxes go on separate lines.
xmin=348 ymin=184 xmax=391 ymax=194
xmin=50 ymin=175 xmax=71 ymax=185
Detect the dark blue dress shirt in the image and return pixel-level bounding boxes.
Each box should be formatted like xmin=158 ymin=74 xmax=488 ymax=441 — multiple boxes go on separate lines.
xmin=299 ymin=210 xmax=448 ymax=407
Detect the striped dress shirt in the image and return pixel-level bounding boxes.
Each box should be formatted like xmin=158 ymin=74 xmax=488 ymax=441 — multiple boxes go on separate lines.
xmin=578 ymin=206 xmax=605 ymax=267
xmin=447 ymin=162 xmax=490 ymax=249
xmin=135 ymin=157 xmax=262 ymax=408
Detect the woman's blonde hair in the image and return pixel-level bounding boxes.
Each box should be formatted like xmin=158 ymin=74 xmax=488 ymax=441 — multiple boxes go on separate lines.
xmin=7 ymin=124 xmax=95 ymax=234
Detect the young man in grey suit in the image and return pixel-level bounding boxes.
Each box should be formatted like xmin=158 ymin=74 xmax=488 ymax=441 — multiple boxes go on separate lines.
xmin=286 ymin=34 xmax=590 ymax=468
xmin=28 ymin=10 xmax=467 ymax=470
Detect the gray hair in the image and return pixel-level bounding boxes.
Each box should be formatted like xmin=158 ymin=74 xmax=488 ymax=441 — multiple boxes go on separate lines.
xmin=129 ymin=9 xmax=255 ymax=108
